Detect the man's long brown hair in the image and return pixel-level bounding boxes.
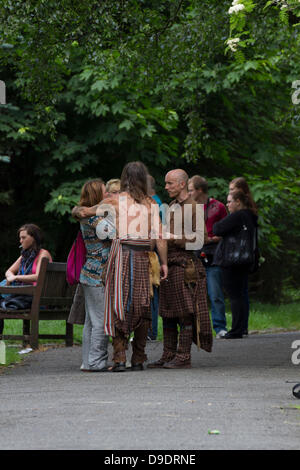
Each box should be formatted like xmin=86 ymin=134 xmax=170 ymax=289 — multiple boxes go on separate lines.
xmin=79 ymin=179 xmax=104 ymax=207
xmin=120 ymin=161 xmax=150 ymax=203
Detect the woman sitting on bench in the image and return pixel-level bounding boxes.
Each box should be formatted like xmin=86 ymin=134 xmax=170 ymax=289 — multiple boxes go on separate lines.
xmin=0 ymin=223 xmax=52 ymax=333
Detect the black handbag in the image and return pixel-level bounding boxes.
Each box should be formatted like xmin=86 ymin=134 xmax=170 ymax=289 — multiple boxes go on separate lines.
xmin=213 ymin=224 xmax=255 ymax=268
xmin=0 ymin=294 xmax=32 ymax=310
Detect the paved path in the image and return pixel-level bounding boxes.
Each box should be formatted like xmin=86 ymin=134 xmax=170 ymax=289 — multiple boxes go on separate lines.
xmin=0 ymin=332 xmax=300 ymax=450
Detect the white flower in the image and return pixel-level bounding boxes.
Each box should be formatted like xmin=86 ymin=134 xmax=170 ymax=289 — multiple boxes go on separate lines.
xmin=227 ymin=37 xmax=240 ymax=52
xmin=228 ymin=3 xmax=245 ymax=14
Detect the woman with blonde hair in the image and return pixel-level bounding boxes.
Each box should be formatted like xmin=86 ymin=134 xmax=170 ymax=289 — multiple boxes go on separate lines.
xmin=105 ymin=178 xmax=121 ymax=197
xmin=78 ymin=178 xmax=110 ymax=372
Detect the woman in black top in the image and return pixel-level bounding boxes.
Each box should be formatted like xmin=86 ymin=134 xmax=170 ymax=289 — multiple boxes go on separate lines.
xmin=213 ymin=190 xmax=258 ymax=339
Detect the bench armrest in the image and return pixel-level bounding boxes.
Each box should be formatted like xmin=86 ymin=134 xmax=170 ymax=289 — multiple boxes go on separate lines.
xmin=0 ymin=285 xmax=35 ymax=295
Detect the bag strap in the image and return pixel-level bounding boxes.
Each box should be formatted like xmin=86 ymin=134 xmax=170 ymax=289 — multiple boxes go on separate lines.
xmin=74 ymin=231 xmax=78 ymax=280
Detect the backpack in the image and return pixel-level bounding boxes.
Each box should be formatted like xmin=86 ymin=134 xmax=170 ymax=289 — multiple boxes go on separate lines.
xmin=66 ymin=231 xmax=86 ymax=285
xmin=0 ymin=295 xmax=32 ymax=310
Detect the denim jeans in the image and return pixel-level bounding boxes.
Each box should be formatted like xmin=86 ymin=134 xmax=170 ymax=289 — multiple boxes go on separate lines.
xmin=205 ymin=265 xmax=227 ymax=333
xmin=82 ymin=284 xmax=109 ymax=370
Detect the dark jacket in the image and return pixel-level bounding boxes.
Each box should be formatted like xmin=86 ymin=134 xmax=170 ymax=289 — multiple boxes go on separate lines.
xmin=213 ymin=209 xmax=257 ymax=239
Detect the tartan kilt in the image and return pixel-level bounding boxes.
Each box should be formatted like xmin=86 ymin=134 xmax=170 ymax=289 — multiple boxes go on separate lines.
xmin=111 ymin=250 xmax=152 ymax=335
xmin=159 ymin=251 xmax=213 ymax=353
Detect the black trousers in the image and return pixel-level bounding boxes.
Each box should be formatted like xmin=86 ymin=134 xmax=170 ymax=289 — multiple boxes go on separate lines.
xmin=222 ymin=266 xmax=249 ymax=336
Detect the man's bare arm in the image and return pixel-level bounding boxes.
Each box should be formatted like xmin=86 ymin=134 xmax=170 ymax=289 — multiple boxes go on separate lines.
xmin=156 ymin=239 xmax=168 ymax=280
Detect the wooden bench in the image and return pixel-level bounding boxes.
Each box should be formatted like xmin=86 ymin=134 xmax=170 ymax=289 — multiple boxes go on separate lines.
xmin=0 ymin=258 xmax=77 ymax=349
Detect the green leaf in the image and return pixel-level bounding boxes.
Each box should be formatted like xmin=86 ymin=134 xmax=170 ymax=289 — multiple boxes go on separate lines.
xmin=119 ymin=119 xmax=134 ymax=130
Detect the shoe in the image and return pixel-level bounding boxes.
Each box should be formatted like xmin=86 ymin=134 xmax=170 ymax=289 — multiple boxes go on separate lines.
xmin=147 ymin=358 xmax=166 ymax=368
xmin=131 ymin=363 xmax=144 ymax=371
xmin=81 ymin=367 xmax=109 ymax=372
xmin=147 ymin=335 xmax=157 ymax=341
xmin=216 ymin=329 xmax=227 ymax=339
xmin=243 ymin=329 xmax=248 ymax=336
xmin=224 ymin=332 xmax=243 ymax=339
xmin=109 ymin=362 xmax=126 ymax=372
xmin=163 ymin=359 xmax=191 ymax=369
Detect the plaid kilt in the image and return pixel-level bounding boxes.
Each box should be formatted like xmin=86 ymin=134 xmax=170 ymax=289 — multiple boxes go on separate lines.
xmin=159 ymin=249 xmax=213 ymax=353
xmin=110 ymin=249 xmax=152 ymax=335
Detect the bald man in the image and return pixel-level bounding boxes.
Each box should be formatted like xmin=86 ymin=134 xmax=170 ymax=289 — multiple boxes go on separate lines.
xmin=148 ymin=169 xmax=213 ymax=369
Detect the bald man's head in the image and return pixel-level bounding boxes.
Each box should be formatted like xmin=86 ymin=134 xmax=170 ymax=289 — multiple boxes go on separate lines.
xmin=165 ymin=169 xmax=190 ymax=201
xmin=166 ymin=169 xmax=189 ymax=185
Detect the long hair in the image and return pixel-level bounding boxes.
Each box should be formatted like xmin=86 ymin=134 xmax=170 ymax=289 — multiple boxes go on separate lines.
xmin=79 ymin=179 xmax=104 ymax=207
xmin=18 ymin=223 xmax=43 ymax=250
xmin=231 ymin=189 xmax=257 ymax=215
xmin=230 ymin=177 xmax=258 ymax=215
xmin=120 ymin=161 xmax=150 ymax=203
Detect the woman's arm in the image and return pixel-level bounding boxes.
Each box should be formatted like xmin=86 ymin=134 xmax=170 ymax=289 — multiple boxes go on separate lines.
xmin=5 ymin=257 xmax=22 ymax=284
xmin=6 ymin=250 xmax=52 ymax=284
xmin=213 ymin=211 xmax=244 ymax=237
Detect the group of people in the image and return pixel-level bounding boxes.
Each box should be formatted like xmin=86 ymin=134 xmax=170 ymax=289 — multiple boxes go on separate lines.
xmin=188 ymin=176 xmax=258 ymax=340
xmin=72 ymin=162 xmax=258 ymax=372
xmin=0 ymin=162 xmax=258 ymax=373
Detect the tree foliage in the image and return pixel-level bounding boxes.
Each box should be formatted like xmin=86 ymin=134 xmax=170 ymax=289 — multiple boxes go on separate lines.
xmin=0 ymin=0 xmax=300 ymax=301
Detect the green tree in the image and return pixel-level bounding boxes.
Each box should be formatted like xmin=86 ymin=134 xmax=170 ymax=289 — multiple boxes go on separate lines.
xmin=1 ymin=0 xmax=300 ymax=300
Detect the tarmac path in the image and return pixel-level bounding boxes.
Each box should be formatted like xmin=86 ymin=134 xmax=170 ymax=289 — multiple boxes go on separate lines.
xmin=0 ymin=332 xmax=299 ymax=450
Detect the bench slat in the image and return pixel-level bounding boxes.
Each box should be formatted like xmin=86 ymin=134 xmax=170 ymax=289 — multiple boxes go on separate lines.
xmin=0 ymin=286 xmax=35 ymax=295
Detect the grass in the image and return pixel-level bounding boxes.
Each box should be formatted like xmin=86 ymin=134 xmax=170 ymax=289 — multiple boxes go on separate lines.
xmin=0 ymin=344 xmax=23 ymax=368
xmin=156 ymin=299 xmax=300 ymax=339
xmin=244 ymin=301 xmax=300 ymax=332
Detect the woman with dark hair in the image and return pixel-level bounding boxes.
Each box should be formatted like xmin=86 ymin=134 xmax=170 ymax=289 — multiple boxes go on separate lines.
xmin=0 ymin=224 xmax=52 ymax=334
xmin=213 ymin=190 xmax=258 ymax=339
xmin=5 ymin=224 xmax=52 ymax=286
xmin=229 ymin=177 xmax=258 ymax=335
xmin=78 ymin=179 xmax=111 ymax=372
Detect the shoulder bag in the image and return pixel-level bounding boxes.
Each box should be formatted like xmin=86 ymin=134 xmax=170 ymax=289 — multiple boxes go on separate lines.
xmin=66 ymin=230 xmax=86 ymax=285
